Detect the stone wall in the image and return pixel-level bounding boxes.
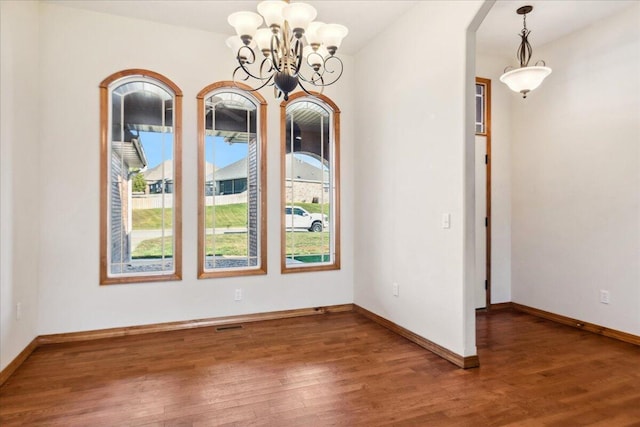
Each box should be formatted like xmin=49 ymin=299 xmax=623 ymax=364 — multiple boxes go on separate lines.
xmin=284 ymin=180 xmax=329 ymax=204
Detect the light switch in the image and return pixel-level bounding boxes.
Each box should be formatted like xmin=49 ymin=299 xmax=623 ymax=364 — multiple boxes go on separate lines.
xmin=442 ymin=213 xmax=451 ymax=229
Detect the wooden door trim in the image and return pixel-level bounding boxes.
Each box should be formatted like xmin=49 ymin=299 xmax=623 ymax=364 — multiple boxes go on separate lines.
xmin=476 ymin=77 xmax=491 ymax=310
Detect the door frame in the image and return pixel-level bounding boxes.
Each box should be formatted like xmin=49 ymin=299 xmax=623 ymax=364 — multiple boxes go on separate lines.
xmin=475 ymin=77 xmax=491 ymax=310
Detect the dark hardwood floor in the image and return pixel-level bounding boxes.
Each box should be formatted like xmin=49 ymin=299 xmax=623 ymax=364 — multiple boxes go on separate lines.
xmin=1 ymin=309 xmax=639 ymax=426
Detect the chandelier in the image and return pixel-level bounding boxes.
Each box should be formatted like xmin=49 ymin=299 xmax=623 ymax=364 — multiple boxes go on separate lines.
xmin=500 ymin=5 xmax=552 ymax=98
xmin=226 ymin=0 xmax=348 ymax=101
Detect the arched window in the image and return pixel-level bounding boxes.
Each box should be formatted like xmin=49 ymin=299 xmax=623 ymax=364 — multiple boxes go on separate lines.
xmin=197 ymin=82 xmax=267 ymax=278
xmin=281 ymin=93 xmax=340 ymax=273
xmin=100 ymin=69 xmax=182 ymax=284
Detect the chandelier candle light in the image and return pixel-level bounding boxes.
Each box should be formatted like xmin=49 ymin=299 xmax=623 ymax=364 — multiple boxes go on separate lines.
xmin=226 ymin=0 xmax=348 ymax=100
xmin=500 ymin=5 xmax=552 ymax=98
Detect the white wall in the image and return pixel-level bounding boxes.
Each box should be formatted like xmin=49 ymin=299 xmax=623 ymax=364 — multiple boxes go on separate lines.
xmin=511 ymin=3 xmax=640 ymax=335
xmin=0 ymin=1 xmax=42 ymax=371
xmin=8 ymin=0 xmax=635 ymax=374
xmin=354 ymin=1 xmax=484 ymax=357
xmin=33 ymin=3 xmax=354 ymax=335
xmin=475 ymin=53 xmax=513 ymax=304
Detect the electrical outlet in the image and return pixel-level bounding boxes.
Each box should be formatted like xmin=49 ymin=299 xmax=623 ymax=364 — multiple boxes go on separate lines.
xmin=600 ymin=290 xmax=610 ymax=304
xmin=234 ymin=289 xmax=242 ymax=301
xmin=392 ymin=282 xmax=399 ymax=297
xmin=16 ymin=302 xmax=22 ymax=321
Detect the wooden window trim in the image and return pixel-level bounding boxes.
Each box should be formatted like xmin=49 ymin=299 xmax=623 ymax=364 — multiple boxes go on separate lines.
xmin=475 ymin=78 xmax=490 ymax=137
xmin=196 ymin=82 xmax=267 ymax=279
xmin=280 ymin=92 xmax=341 ymax=274
xmin=99 ymin=69 xmax=182 ymax=285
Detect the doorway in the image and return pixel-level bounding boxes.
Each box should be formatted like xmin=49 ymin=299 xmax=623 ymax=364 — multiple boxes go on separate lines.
xmin=475 ymin=77 xmax=491 ymax=309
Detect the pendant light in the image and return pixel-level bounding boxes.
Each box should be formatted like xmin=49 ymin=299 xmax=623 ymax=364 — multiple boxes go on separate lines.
xmin=500 ymin=5 xmax=552 ymax=98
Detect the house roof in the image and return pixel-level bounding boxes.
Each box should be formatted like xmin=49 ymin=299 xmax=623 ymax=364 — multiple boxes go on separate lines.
xmin=285 ymin=154 xmax=329 ymax=183
xmin=208 ymin=157 xmax=247 ymax=182
xmin=143 ymin=160 xmax=173 ymax=182
xmin=206 ymin=154 xmax=328 ymax=183
xmin=111 ymin=138 xmax=147 ymax=170
xmin=205 ymin=92 xmax=257 ymax=144
xmin=144 ymin=160 xmax=215 ymax=182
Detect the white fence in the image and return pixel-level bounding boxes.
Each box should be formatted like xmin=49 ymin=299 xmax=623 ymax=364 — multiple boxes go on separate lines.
xmin=204 ymin=193 xmax=247 ymax=207
xmin=132 ymin=192 xmax=247 ymax=210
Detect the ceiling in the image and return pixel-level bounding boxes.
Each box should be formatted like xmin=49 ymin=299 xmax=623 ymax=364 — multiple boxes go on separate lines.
xmin=47 ymin=0 xmax=418 ymax=56
xmin=476 ymin=0 xmax=636 ymax=56
xmin=47 ymin=0 xmax=634 ymax=57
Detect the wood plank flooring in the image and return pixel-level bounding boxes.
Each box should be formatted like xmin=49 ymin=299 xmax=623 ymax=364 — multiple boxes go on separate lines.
xmin=1 ymin=309 xmax=639 ymax=426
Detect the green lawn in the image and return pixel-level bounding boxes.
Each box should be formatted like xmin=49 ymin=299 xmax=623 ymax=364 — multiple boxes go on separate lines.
xmin=133 ymin=209 xmax=173 ymax=229
xmin=285 ymin=232 xmax=331 ymax=255
xmin=204 ymin=204 xmax=247 ymax=228
xmin=132 ymin=231 xmax=331 ymax=258
xmin=133 ymin=238 xmax=173 ymax=258
xmin=133 ymin=202 xmax=331 ymax=229
xmin=132 ymin=203 xmax=248 ymax=229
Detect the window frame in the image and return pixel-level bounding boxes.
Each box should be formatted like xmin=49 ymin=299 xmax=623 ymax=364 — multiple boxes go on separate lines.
xmin=99 ymin=69 xmax=183 ymax=285
xmin=196 ymin=81 xmax=267 ymax=279
xmin=280 ymin=92 xmax=341 ymax=274
xmin=475 ymin=78 xmax=490 ymax=136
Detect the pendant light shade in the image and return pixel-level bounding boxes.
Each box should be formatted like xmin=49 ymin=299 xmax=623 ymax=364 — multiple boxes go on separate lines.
xmin=282 ymin=3 xmax=317 ymax=35
xmin=500 ymin=66 xmax=552 ymax=97
xmin=228 ymin=11 xmax=263 ymax=41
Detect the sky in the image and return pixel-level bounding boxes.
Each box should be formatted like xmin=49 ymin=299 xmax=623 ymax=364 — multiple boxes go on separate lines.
xmin=139 ymin=132 xmax=327 ymax=171
xmin=139 ymin=131 xmax=172 ymax=168
xmin=139 ymin=131 xmax=246 ymax=169
xmin=205 ymin=136 xmax=248 ymax=168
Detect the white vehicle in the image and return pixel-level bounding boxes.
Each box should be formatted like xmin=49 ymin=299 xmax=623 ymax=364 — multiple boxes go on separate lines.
xmin=284 ymin=206 xmax=328 ymax=232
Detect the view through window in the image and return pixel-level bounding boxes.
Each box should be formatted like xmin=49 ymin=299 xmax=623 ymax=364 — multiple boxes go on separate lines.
xmin=475 ymin=82 xmax=486 ymax=135
xmin=198 ymin=84 xmax=266 ymax=278
xmin=282 ymin=94 xmax=340 ymax=272
xmin=101 ymin=71 xmax=182 ymax=284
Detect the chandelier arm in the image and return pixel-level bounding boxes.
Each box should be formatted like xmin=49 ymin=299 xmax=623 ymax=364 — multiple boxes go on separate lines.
xmin=232 ymin=65 xmax=254 ymax=84
xmin=312 ymin=72 xmax=325 ymax=87
xmin=238 ymin=45 xmax=256 ymax=66
xmin=298 ymin=56 xmax=344 ymax=87
xmin=296 ymin=72 xmax=313 ymax=84
xmin=270 ymin=33 xmax=283 ymax=73
xmin=281 ymin=21 xmax=293 ymax=74
xmin=236 ymin=60 xmax=274 ymax=82
xmin=321 ymin=56 xmax=344 ymax=83
xmin=293 ymin=38 xmax=304 ymax=78
xmin=235 ymin=46 xmax=267 ymax=81
xmin=235 ymin=48 xmax=275 ymax=82
xmin=232 ymin=66 xmax=276 ymax=92
xmin=297 ymin=78 xmax=323 ymax=97
xmin=297 ymin=68 xmax=322 ymax=84
xmin=259 ymin=57 xmax=275 ymax=80
xmin=298 ymin=69 xmax=323 ymax=85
